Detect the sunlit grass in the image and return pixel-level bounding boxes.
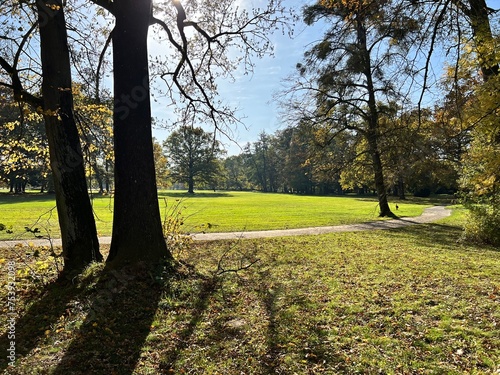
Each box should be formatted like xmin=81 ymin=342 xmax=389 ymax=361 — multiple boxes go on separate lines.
xmin=0 ymin=190 xmax=434 ymax=240
xmin=1 ymin=209 xmax=498 ymax=373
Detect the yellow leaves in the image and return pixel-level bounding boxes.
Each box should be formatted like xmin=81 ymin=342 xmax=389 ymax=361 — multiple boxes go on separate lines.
xmin=5 ymin=121 xmax=18 ymax=131
xmin=16 ymin=267 xmax=30 ymax=278
xmin=45 ymin=4 xmax=61 ymax=11
xmin=25 ymin=112 xmax=44 ymax=122
xmin=41 ymin=108 xmax=59 ymax=117
xmin=319 ymin=0 xmax=373 ymax=16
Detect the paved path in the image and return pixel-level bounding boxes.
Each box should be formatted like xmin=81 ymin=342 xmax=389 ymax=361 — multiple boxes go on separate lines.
xmin=0 ymin=206 xmax=451 ymax=248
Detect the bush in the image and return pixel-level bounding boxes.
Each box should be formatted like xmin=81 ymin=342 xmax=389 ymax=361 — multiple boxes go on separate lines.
xmin=462 ymin=204 xmax=500 ymax=247
xmin=161 ymin=198 xmax=193 ymax=258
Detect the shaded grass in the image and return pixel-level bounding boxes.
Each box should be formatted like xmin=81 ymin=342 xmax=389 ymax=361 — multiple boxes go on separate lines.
xmin=1 ymin=210 xmax=499 ymax=374
xmin=0 ymin=190 xmax=431 ymax=240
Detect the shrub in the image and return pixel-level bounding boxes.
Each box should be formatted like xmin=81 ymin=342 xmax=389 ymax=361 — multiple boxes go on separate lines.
xmin=462 ymin=204 xmax=500 ymax=246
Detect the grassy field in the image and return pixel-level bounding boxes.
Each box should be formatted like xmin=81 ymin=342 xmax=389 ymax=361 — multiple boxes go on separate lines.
xmin=0 ymin=190 xmax=434 ymax=240
xmin=1 ymin=206 xmax=499 ymax=374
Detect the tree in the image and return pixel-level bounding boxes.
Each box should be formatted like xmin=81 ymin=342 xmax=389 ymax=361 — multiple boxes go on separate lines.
xmin=86 ymin=0 xmax=289 ymax=266
xmin=153 ymin=138 xmax=169 ymax=189
xmin=416 ymin=0 xmax=499 ymax=243
xmin=282 ymin=0 xmax=423 ymax=216
xmin=274 ymin=126 xmax=315 ymax=194
xmin=73 ymin=87 xmax=114 ymax=194
xmin=37 ymin=0 xmax=103 ymax=270
xmin=243 ymin=132 xmax=281 ymax=192
xmin=0 ymin=0 xmax=103 ymax=273
xmin=223 ymin=154 xmax=252 ymax=191
xmin=459 ymin=74 xmax=500 ymax=245
xmin=164 ymin=125 xmax=224 ymax=194
xmin=0 ymin=92 xmax=50 ymax=192
xmin=449 ymin=0 xmax=498 ymax=81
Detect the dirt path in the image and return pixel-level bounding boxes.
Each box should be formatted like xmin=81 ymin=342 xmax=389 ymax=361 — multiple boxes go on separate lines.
xmin=191 ymin=205 xmax=451 ymax=240
xmin=0 ymin=206 xmax=451 ymax=248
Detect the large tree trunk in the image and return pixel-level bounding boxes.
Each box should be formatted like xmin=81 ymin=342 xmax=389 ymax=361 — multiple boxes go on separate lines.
xmin=37 ymin=0 xmax=102 ymax=272
xmin=108 ymin=0 xmax=171 ymax=266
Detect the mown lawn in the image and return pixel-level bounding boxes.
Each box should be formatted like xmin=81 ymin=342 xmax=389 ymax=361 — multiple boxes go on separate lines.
xmin=0 ymin=190 xmax=433 ymax=240
xmin=1 ymin=208 xmax=499 ymax=374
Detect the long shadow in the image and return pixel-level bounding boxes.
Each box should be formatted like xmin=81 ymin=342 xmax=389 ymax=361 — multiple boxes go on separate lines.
xmin=0 ymin=192 xmax=57 ymax=204
xmin=255 ymin=272 xmax=346 ymax=373
xmin=0 ymin=278 xmax=81 ymax=371
xmin=157 ymin=191 xmax=234 ymax=199
xmin=259 ymin=278 xmax=282 ymax=374
xmin=158 ymin=276 xmax=215 ymax=372
xmin=385 ymin=222 xmax=470 ymax=249
xmin=353 ymin=195 xmax=455 ymax=206
xmin=51 ymin=262 xmax=165 ymax=375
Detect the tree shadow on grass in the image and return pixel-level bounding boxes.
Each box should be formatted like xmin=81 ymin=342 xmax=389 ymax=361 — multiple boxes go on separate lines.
xmin=386 ymin=223 xmax=470 ymax=250
xmin=158 ymin=276 xmax=216 ymax=373
xmin=0 ymin=277 xmax=81 ymax=372
xmin=254 ymin=271 xmax=346 ymax=374
xmin=51 ymin=262 xmax=166 ymax=375
xmin=0 ymin=192 xmax=57 ymax=204
xmin=0 ymin=261 xmax=168 ymax=374
xmin=258 ymin=277 xmax=282 ymax=374
xmin=157 ymin=191 xmax=234 ymax=199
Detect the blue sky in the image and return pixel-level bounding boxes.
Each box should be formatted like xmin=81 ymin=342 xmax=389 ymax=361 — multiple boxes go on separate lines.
xmin=151 ymin=0 xmax=325 ymax=155
xmin=151 ymin=0 xmax=499 ymax=155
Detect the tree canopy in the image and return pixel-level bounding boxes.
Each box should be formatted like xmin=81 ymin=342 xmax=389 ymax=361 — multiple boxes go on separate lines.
xmin=164 ymin=125 xmax=224 ymax=194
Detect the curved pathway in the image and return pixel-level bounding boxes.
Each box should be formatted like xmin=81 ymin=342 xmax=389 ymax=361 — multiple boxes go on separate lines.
xmin=192 ymin=205 xmax=451 ymax=241
xmin=0 ymin=206 xmax=451 ymax=248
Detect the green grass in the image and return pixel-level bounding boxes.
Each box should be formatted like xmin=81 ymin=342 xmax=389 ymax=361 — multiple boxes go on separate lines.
xmin=0 ymin=190 xmax=434 ymax=240
xmin=1 ymin=209 xmax=499 ymax=374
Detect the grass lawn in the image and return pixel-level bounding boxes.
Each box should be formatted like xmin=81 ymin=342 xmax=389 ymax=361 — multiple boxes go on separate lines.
xmin=1 ymin=207 xmax=499 ymax=374
xmin=0 ymin=190 xmax=434 ymax=240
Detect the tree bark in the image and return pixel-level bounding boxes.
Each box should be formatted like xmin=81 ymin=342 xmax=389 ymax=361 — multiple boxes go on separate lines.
xmin=397 ymin=175 xmax=406 ymax=200
xmin=357 ymin=18 xmax=393 ymax=217
xmin=366 ymin=131 xmax=393 ymax=217
xmin=463 ymin=0 xmax=499 ymax=81
xmin=108 ymin=0 xmax=171 ymax=266
xmin=37 ymin=0 xmax=102 ymax=272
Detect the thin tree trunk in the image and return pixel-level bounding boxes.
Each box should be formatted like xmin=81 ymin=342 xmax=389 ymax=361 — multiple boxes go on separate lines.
xmin=188 ymin=156 xmax=195 ymax=193
xmin=357 ymin=18 xmax=393 ymax=217
xmin=37 ymin=0 xmax=102 ymax=273
xmin=108 ymin=0 xmax=171 ymax=266
xmin=398 ymin=175 xmax=406 ymax=200
xmin=366 ymin=132 xmax=393 ymax=216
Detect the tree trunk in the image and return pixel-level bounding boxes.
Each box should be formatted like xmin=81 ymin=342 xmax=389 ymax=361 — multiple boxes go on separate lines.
xmin=37 ymin=0 xmax=102 ymax=272
xmin=357 ymin=18 xmax=393 ymax=217
xmin=367 ymin=133 xmax=393 ymax=217
xmin=187 ymin=179 xmax=195 ymax=194
xmin=397 ymin=175 xmax=406 ymax=200
xmin=188 ymin=157 xmax=195 ymax=194
xmin=108 ymin=0 xmax=171 ymax=266
xmin=464 ymin=0 xmax=499 ymax=81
